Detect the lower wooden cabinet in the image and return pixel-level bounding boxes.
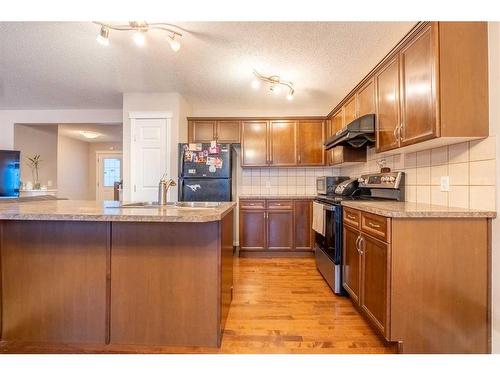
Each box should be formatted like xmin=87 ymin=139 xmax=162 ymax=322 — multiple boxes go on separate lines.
xmin=343 ymin=209 xmax=390 ymax=338
xmin=239 ymin=209 xmax=266 ymax=250
xmin=343 ymin=225 xmax=361 ymax=304
xmin=239 ymin=198 xmax=313 ymax=254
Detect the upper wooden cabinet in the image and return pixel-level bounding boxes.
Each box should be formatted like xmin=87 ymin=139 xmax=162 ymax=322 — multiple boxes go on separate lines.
xmin=216 ymin=120 xmax=241 ymax=143
xmin=357 ymin=79 xmax=375 ymax=118
xmin=327 ymin=22 xmax=489 ymax=154
xmin=241 ymin=121 xmax=268 ymax=166
xmin=375 ymin=56 xmax=401 ymax=153
xmin=343 ymin=96 xmax=357 ymax=126
xmin=296 ymin=120 xmax=325 ymax=166
xmin=239 ymin=118 xmax=327 ymax=167
xmin=269 ymin=120 xmax=297 ymax=166
xmin=188 ymin=120 xmax=241 ymax=143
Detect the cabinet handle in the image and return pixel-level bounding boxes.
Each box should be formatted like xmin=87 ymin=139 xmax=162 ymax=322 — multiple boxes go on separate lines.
xmin=355 ymin=235 xmax=361 ymax=252
xmin=359 ymin=237 xmax=365 ymax=255
xmin=393 ymin=126 xmax=399 ymax=141
xmin=347 ymin=214 xmax=357 ymax=220
xmin=298 ymin=154 xmax=301 ymax=163
xmin=398 ymin=124 xmax=403 ymax=141
xmin=368 ymin=221 xmax=381 ymax=229
xmin=249 ymin=203 xmax=255 ymax=206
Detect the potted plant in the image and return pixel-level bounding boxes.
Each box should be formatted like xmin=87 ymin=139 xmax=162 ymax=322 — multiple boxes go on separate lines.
xmin=27 ymin=154 xmax=42 ymax=190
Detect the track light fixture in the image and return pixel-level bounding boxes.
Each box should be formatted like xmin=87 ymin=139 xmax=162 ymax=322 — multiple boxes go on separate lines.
xmin=93 ymin=21 xmax=182 ymax=52
xmin=252 ymin=70 xmax=295 ymax=100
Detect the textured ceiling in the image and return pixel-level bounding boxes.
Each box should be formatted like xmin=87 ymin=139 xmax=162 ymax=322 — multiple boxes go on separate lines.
xmin=0 ymin=22 xmax=416 ymax=115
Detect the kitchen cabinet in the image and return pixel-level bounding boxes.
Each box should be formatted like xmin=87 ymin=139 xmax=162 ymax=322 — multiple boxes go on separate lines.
xmin=241 ymin=121 xmax=268 ymax=166
xmin=343 ymin=209 xmax=390 ymax=337
xmin=239 ymin=207 xmax=266 ymax=250
xmin=343 ymin=96 xmax=357 ymax=126
xmin=375 ymin=56 xmax=401 ymax=153
xmin=360 ymin=234 xmax=389 ymax=335
xmin=269 ymin=120 xmax=297 ymax=166
xmin=341 ymin=206 xmax=491 ymax=353
xmin=293 ymin=200 xmax=313 ymax=250
xmin=327 ymin=108 xmax=366 ymax=166
xmin=296 ymin=120 xmax=325 ymax=165
xmin=216 ymin=120 xmax=241 ymax=143
xmin=343 ymin=224 xmax=361 ymax=305
xmin=357 ymin=79 xmax=375 ymax=118
xmin=239 ymin=198 xmax=313 ymax=254
xmin=267 ymin=210 xmax=294 ymax=250
xmin=189 ymin=120 xmax=241 ymax=143
xmin=399 ymin=23 xmax=437 ymax=147
xmin=326 ymin=22 xmax=488 ymax=155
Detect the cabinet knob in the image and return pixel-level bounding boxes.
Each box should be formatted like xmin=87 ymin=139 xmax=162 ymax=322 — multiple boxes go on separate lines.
xmin=368 ymin=221 xmax=381 ymax=229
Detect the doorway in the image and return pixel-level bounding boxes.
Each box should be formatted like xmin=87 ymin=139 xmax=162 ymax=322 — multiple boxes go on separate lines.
xmin=96 ymin=151 xmax=123 ymax=201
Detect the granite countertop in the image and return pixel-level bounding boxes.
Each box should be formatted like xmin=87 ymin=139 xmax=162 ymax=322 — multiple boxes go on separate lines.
xmin=238 ymin=195 xmax=317 ymax=200
xmin=341 ymin=200 xmax=496 ymax=218
xmin=0 ymin=200 xmax=237 ymax=223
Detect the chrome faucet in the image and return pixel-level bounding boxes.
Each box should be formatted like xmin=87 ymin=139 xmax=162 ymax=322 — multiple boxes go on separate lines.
xmin=158 ymin=174 xmax=177 ymax=205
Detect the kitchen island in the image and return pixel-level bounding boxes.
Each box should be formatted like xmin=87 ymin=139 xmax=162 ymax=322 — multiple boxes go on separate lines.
xmin=0 ymin=200 xmax=235 ymax=351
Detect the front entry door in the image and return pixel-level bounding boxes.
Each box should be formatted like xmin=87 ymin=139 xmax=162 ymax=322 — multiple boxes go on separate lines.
xmin=96 ymin=153 xmax=123 ymax=201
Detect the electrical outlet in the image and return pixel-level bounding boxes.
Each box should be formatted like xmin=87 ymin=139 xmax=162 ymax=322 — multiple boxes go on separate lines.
xmin=440 ymin=176 xmax=450 ymax=192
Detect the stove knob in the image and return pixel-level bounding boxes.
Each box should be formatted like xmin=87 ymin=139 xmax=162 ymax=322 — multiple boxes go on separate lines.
xmin=389 ymin=176 xmax=396 ymax=183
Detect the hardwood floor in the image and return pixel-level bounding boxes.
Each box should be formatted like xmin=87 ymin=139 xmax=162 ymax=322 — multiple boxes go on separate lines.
xmin=0 ymin=257 xmax=395 ymax=354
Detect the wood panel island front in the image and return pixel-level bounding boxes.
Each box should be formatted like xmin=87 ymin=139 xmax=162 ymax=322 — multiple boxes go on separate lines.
xmin=0 ymin=200 xmax=235 ymax=351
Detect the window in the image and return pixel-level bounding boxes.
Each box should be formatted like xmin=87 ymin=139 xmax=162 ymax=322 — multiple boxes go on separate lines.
xmin=103 ymin=158 xmax=121 ymax=187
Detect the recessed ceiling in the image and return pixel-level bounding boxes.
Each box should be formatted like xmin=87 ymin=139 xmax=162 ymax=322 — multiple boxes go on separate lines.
xmin=0 ymin=21 xmax=416 ymax=115
xmin=58 ymin=123 xmax=122 ymax=143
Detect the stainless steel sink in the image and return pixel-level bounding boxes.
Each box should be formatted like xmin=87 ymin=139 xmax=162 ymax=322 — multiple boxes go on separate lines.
xmin=115 ymin=201 xmax=221 ymax=209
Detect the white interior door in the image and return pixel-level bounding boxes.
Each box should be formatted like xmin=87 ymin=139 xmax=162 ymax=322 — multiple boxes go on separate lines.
xmin=130 ymin=117 xmax=169 ymax=202
xmin=96 ymin=152 xmax=123 ymax=201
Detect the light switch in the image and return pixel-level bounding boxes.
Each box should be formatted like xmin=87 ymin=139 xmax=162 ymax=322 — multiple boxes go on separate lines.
xmin=440 ymin=176 xmax=450 ymax=192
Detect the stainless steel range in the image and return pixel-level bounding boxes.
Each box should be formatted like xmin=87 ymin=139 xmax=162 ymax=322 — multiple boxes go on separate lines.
xmin=312 ymin=171 xmax=405 ymax=295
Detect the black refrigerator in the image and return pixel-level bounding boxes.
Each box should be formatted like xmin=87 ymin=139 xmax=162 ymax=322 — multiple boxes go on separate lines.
xmin=178 ymin=143 xmax=232 ymax=202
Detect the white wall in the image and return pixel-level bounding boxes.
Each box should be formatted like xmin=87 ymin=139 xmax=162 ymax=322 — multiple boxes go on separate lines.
xmin=57 ymin=134 xmax=90 ymax=200
xmin=0 ymin=109 xmax=122 ymax=150
xmin=13 ymin=124 xmax=59 ymax=188
xmin=122 ymin=93 xmax=191 ymax=201
xmin=488 ymin=21 xmax=500 ymax=354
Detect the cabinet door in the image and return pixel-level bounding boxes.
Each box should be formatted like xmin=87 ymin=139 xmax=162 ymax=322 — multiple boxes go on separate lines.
xmin=267 ymin=210 xmax=294 ymax=250
xmin=343 ymin=225 xmax=361 ymax=304
xmin=239 ymin=210 xmax=266 ymax=250
xmin=343 ymin=96 xmax=357 ymax=125
xmin=357 ymin=79 xmax=375 ymax=117
xmin=400 ymin=24 xmax=438 ymax=147
xmin=293 ymin=200 xmax=313 ymax=250
xmin=375 ymin=56 xmax=401 ymax=152
xmin=216 ymin=120 xmax=241 ymax=143
xmin=360 ymin=234 xmax=389 ymax=337
xmin=241 ymin=121 xmax=268 ymax=166
xmin=269 ymin=120 xmax=297 ymax=166
xmin=332 ymin=109 xmax=344 ymax=133
xmin=297 ymin=120 xmax=325 ymax=165
xmin=190 ymin=121 xmax=216 ymax=142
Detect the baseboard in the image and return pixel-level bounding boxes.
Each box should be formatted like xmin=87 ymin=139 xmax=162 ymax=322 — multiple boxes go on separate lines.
xmin=239 ymin=250 xmax=314 ymax=258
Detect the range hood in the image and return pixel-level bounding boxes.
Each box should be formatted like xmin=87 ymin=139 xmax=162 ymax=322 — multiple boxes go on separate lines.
xmin=324 ymin=114 xmax=375 ymax=150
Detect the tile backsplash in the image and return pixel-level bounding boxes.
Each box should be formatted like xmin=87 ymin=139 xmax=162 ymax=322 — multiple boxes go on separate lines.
xmin=239 ymin=167 xmax=340 ymax=196
xmin=341 ymin=136 xmax=497 ymax=211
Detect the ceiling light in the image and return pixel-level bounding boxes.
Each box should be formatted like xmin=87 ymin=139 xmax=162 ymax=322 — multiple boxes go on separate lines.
xmin=96 ymin=26 xmax=109 ymax=46
xmin=93 ymin=21 xmax=183 ymax=52
xmin=80 ymin=131 xmax=101 ymax=139
xmin=252 ymin=70 xmax=295 ymax=100
xmin=132 ymin=31 xmax=146 ymax=46
xmin=169 ymin=35 xmax=181 ymax=52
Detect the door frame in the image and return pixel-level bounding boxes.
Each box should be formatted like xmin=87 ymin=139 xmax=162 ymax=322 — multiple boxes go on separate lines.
xmin=95 ymin=151 xmax=123 ymax=200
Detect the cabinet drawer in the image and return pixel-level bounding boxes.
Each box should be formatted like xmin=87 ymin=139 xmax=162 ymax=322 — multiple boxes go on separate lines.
xmin=239 ymin=200 xmax=266 ymax=210
xmin=361 ymin=212 xmax=390 ymax=242
xmin=267 ymin=200 xmax=293 ymax=210
xmin=343 ymin=208 xmax=360 ymax=229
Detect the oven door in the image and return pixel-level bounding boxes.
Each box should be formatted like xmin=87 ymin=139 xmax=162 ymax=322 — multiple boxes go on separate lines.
xmin=314 ymin=202 xmax=342 ymax=264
